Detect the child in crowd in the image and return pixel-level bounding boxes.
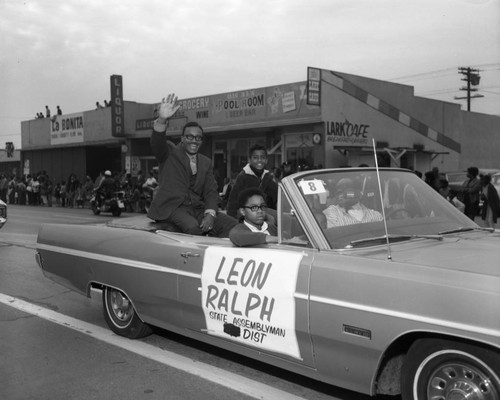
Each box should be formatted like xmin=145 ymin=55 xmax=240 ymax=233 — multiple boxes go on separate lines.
xmin=229 ymin=187 xmax=278 ymax=247
xmin=59 ymin=181 xmax=67 ymax=207
xmin=75 ymin=183 xmax=84 ymax=208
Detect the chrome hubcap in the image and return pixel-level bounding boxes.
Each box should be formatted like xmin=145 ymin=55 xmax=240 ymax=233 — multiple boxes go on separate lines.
xmin=110 ymin=289 xmax=133 ymax=323
xmin=429 ymin=363 xmax=496 ymax=400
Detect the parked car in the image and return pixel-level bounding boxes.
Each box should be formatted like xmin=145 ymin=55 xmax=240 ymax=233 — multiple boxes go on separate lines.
xmin=0 ymin=199 xmax=6 ymax=229
xmin=36 ymin=168 xmax=500 ymax=399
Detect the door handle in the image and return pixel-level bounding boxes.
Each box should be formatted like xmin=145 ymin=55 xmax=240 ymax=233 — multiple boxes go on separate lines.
xmin=181 ymin=252 xmax=200 ymax=258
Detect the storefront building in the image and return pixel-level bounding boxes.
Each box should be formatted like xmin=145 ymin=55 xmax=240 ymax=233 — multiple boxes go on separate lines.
xmin=0 ymin=148 xmax=21 ymax=177
xmin=20 ymin=68 xmax=499 ymax=189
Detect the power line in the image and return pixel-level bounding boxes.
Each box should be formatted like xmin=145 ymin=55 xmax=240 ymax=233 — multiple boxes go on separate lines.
xmin=389 ymin=63 xmax=500 ymax=82
xmin=416 ymin=87 xmax=461 ymax=96
xmin=0 ymin=115 xmax=33 ymax=120
xmin=390 ymin=67 xmax=457 ymax=82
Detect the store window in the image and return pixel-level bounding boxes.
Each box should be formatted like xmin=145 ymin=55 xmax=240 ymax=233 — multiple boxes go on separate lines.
xmin=140 ymin=157 xmax=158 ymax=176
xmin=285 ymin=133 xmax=315 ymax=171
xmin=229 ymin=138 xmax=266 ymax=178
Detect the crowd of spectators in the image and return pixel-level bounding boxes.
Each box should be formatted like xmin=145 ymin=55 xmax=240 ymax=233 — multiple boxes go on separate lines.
xmin=34 ymin=101 xmax=111 ymax=119
xmin=3 ymin=162 xmax=497 ymax=227
xmin=96 ymin=100 xmax=111 ymax=109
xmin=35 ymin=105 xmax=63 ymax=119
xmin=422 ymin=166 xmax=500 ymax=227
xmin=0 ymin=169 xmax=156 ymax=214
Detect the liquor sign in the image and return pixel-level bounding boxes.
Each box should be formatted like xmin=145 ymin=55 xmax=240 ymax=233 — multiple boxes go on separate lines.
xmin=307 ymin=67 xmax=321 ymax=106
xmin=110 ymin=75 xmax=124 ymax=137
xmin=136 ymin=118 xmax=154 ymax=131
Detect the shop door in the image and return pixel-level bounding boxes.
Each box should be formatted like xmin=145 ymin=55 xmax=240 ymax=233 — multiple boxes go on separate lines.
xmin=213 ymin=153 xmax=226 ymax=191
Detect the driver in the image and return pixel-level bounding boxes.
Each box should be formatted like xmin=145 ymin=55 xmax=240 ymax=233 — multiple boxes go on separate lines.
xmin=323 ymin=178 xmax=383 ymax=228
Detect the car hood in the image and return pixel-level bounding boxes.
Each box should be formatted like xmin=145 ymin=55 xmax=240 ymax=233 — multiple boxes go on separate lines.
xmin=360 ymin=231 xmax=500 ymax=277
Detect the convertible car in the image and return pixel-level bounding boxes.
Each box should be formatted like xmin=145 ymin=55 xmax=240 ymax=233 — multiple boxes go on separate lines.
xmin=36 ymin=168 xmax=500 ymax=400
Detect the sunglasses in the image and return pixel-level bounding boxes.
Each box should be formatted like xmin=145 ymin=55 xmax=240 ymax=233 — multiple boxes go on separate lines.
xmin=184 ymin=134 xmax=203 ymax=142
xmin=244 ymin=204 xmax=268 ymax=212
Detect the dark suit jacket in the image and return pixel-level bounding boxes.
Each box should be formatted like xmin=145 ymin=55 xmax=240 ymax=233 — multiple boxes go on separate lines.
xmin=147 ymin=130 xmax=219 ymax=221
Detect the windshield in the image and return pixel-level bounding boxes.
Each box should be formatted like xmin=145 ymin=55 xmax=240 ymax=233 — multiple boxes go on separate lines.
xmin=292 ymin=169 xmax=477 ymax=249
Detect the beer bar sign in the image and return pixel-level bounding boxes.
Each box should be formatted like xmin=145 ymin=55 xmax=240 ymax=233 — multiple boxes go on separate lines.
xmin=110 ymin=74 xmax=124 ymax=137
xmin=307 ymin=67 xmax=321 ymax=106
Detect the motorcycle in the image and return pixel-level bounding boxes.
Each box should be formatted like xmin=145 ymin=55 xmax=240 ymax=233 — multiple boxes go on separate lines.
xmin=90 ymin=190 xmax=126 ymax=217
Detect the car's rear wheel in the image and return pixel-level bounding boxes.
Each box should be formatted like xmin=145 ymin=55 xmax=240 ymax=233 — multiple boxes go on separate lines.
xmin=111 ymin=208 xmax=122 ymax=217
xmin=401 ymin=339 xmax=500 ymax=400
xmin=102 ymin=286 xmax=152 ymax=339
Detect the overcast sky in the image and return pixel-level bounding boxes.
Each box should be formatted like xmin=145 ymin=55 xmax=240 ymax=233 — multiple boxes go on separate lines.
xmin=1 ymin=0 xmax=499 ymax=148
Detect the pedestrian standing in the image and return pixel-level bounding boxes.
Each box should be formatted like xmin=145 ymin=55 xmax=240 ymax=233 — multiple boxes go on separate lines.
xmin=480 ymin=174 xmax=500 ymax=228
xmin=460 ymin=166 xmax=482 ymax=220
xmin=0 ymin=174 xmax=8 ymax=202
xmin=59 ymin=181 xmax=67 ymax=207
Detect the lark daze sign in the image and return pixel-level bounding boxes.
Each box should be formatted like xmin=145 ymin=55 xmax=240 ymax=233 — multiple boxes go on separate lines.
xmin=201 ymin=247 xmax=303 ymax=359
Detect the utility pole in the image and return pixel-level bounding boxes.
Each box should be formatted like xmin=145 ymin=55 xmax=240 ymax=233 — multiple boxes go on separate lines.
xmin=454 ymin=67 xmax=483 ymax=111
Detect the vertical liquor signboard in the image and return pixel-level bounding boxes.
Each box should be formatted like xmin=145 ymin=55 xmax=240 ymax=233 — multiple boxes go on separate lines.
xmin=111 ymin=75 xmax=124 ymax=137
xmin=307 ymin=67 xmax=321 ymax=106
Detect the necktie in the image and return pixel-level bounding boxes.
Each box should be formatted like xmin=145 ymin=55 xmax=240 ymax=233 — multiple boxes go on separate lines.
xmin=189 ymin=155 xmax=197 ymax=175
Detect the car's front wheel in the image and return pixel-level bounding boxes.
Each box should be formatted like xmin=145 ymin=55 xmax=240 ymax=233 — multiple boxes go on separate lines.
xmin=102 ymin=286 xmax=152 ymax=339
xmin=401 ymin=339 xmax=500 ymax=400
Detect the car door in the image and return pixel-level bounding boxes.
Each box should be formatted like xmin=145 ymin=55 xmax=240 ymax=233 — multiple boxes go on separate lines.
xmin=177 ymin=237 xmax=315 ymax=367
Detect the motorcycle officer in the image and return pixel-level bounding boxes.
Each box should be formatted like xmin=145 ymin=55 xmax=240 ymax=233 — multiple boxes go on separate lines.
xmin=95 ymin=170 xmax=117 ymax=209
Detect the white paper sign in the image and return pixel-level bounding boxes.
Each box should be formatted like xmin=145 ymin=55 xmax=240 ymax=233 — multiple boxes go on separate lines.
xmin=298 ymin=179 xmax=326 ymax=195
xmin=201 ymin=246 xmax=303 ymax=360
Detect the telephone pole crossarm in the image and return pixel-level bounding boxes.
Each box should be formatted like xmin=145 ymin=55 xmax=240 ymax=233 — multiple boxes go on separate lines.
xmin=455 ymin=67 xmax=483 ymax=111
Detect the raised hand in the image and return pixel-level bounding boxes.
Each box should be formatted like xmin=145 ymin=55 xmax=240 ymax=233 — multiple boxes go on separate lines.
xmin=157 ymin=93 xmax=180 ymax=121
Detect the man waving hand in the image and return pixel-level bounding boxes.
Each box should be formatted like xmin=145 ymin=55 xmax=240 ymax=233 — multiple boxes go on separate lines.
xmin=147 ymin=94 xmax=237 ymax=237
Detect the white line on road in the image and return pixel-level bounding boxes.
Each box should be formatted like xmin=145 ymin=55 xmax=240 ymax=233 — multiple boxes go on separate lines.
xmin=49 ymin=213 xmax=103 ymax=221
xmin=0 ymin=293 xmax=308 ymax=400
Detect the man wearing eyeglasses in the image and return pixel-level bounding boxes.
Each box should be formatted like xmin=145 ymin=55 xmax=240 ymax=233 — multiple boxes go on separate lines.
xmin=147 ymin=94 xmax=238 ymax=237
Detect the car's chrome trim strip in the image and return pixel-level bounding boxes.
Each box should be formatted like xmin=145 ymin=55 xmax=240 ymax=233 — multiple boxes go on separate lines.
xmin=36 ymin=243 xmax=200 ymax=279
xmin=309 ymin=295 xmax=500 ymax=338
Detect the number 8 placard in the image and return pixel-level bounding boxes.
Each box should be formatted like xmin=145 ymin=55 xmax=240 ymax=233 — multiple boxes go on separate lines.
xmin=298 ymin=179 xmax=326 ymax=195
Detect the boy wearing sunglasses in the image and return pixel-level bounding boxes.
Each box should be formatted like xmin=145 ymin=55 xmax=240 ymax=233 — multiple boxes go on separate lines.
xmin=229 ymin=187 xmax=278 ymax=247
